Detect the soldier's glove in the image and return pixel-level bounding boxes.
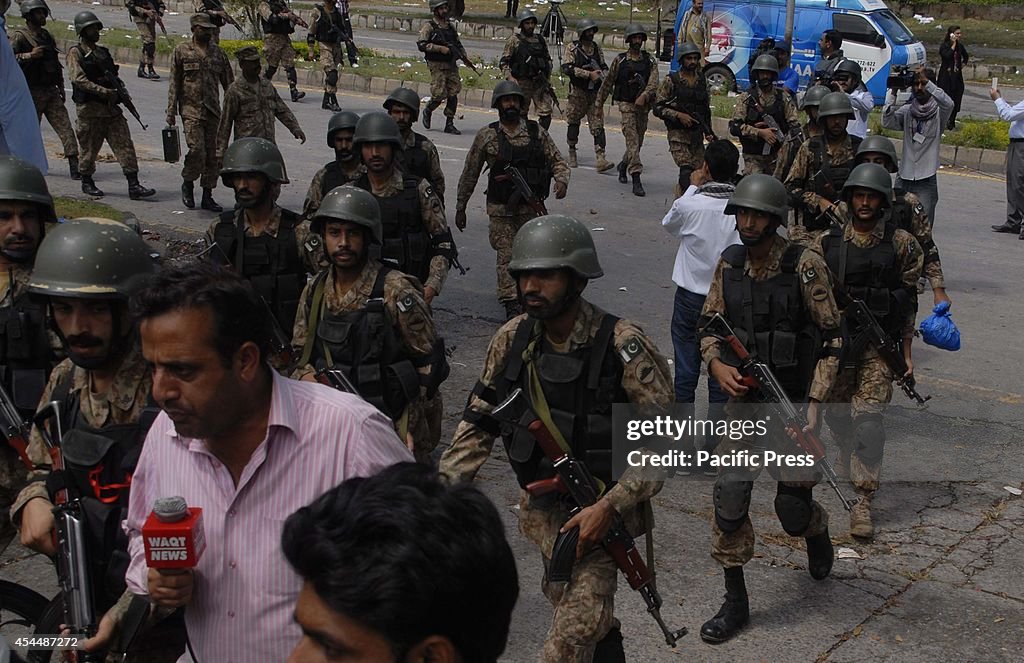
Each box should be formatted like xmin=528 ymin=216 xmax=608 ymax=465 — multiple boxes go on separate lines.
xmin=455 ymin=209 xmax=467 ymax=231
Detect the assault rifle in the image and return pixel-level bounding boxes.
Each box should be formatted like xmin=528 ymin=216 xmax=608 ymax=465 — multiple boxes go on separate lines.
xmin=542 ymin=78 xmax=562 ymax=113
xmin=843 ymin=299 xmax=931 ymax=407
xmin=496 ymin=163 xmax=547 ymax=216
xmin=86 ymin=52 xmax=147 ymax=130
xmin=314 ymin=366 xmax=361 ymax=395
xmin=0 ymin=381 xmax=34 ymax=471
xmin=654 ymin=100 xmax=716 ymax=140
xmin=699 ymin=313 xmax=858 ymax=511
xmin=206 ymin=0 xmax=243 ymax=30
xmin=260 ymin=295 xmax=295 ymax=370
xmin=154 ymin=11 xmax=168 ymax=39
xmin=489 ymin=387 xmax=688 ymax=647
xmin=430 ymin=28 xmax=479 ymax=75
xmin=284 ymin=9 xmax=309 ymax=30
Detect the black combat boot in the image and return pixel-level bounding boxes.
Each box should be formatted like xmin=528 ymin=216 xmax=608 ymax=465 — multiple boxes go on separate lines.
xmin=147 ymin=65 xmax=160 ymax=80
xmin=806 ymin=529 xmax=835 ymax=580
xmin=631 ymin=172 xmax=646 ymax=197
xmin=81 ymin=175 xmax=104 ymax=197
xmin=700 ymin=566 xmax=749 ymax=643
xmin=617 ymin=160 xmax=627 ymax=184
xmin=137 ymin=62 xmax=147 ymax=78
xmin=181 ymin=180 xmax=195 ymax=209
xmin=290 ymin=87 xmax=305 ymax=102
xmin=422 ymin=105 xmax=433 ymax=129
xmin=321 ymin=92 xmax=331 ymax=110
xmin=326 ymin=93 xmax=341 ymax=111
xmin=444 ymin=117 xmax=461 ymax=135
xmin=992 ymin=221 xmax=1022 ymax=233
xmin=592 ymin=626 xmax=626 ymax=663
xmin=127 ymin=174 xmax=155 ymax=200
xmin=68 ymin=156 xmax=81 ymax=180
xmin=200 ymin=188 xmax=223 ymax=213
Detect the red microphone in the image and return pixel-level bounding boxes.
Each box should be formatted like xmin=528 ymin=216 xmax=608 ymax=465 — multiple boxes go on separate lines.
xmin=142 ymin=496 xmax=207 ymax=570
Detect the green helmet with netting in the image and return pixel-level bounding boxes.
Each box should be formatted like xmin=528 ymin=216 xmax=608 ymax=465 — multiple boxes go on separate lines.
xmin=311 ymin=186 xmax=383 ymax=243
xmin=326 ymin=110 xmax=360 ymax=147
xmin=517 ymin=9 xmax=538 ymax=26
xmin=725 ymin=174 xmax=788 ymax=220
xmin=491 ymin=80 xmax=526 ymax=108
xmin=220 ymin=137 xmax=289 ymax=185
xmin=20 ymin=0 xmax=50 ymax=18
xmin=508 ymin=215 xmax=603 ymax=279
xmin=429 ymin=0 xmax=449 ymax=10
xmin=800 ymin=84 xmax=830 ymax=110
xmin=576 ymin=18 xmax=598 ymax=36
xmin=750 ymin=54 xmax=780 ymax=76
xmin=856 ymin=135 xmax=900 ymax=172
xmin=74 ymin=10 xmax=102 ymax=34
xmin=676 ymin=41 xmax=701 ymax=62
xmin=817 ymin=91 xmax=855 ymax=121
xmin=352 ymin=112 xmax=403 ymax=150
xmin=842 ymin=163 xmax=892 ymax=208
xmin=0 ymin=155 xmax=55 ymax=223
xmin=383 ymin=87 xmax=421 ymax=122
xmin=624 ymin=24 xmax=648 ymax=41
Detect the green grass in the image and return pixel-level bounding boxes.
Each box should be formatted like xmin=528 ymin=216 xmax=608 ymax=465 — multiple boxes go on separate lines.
xmin=868 ymin=111 xmax=1010 ymax=150
xmin=905 ymin=17 xmax=1024 ymax=53
xmin=54 ymin=196 xmax=125 ymax=221
xmin=348 ymin=0 xmax=666 ymax=26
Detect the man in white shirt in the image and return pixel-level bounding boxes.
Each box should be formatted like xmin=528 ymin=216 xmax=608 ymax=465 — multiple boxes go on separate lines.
xmin=661 ymin=139 xmax=740 ymax=459
xmin=990 ymin=87 xmax=1024 ymax=239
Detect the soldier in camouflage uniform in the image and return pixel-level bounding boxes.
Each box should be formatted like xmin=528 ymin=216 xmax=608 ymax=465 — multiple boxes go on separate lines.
xmin=303 ymin=110 xmax=364 ymax=220
xmin=561 ymin=18 xmax=612 ymax=172
xmin=815 ymin=163 xmax=924 ymax=540
xmin=193 ymin=0 xmax=233 ymax=43
xmin=67 ymin=11 xmax=157 ymax=200
xmin=259 ymin=0 xmax=306 ymax=102
xmin=597 ymin=24 xmax=659 ymax=197
xmin=441 ymin=214 xmax=672 ymax=663
xmin=350 ymin=113 xmax=455 ymax=305
xmin=697 ymin=174 xmax=842 ymax=643
xmin=417 ymin=0 xmax=466 ymax=135
xmin=308 ymin=0 xmax=346 ymax=111
xmin=218 ymin=46 xmax=306 ymax=158
xmin=729 ymin=54 xmax=799 ymax=176
xmin=855 ymin=136 xmax=950 ymax=308
xmin=10 ymin=0 xmax=80 ymax=180
xmin=291 ymin=186 xmax=449 ymax=462
xmin=773 ymin=83 xmax=829 ymax=182
xmin=784 ymin=92 xmax=862 ymax=247
xmin=125 ymin=0 xmax=165 ymax=80
xmin=383 ymin=87 xmax=446 ymax=199
xmin=167 ymin=14 xmax=234 ymax=213
xmin=456 ymin=82 xmax=570 ymax=319
xmin=653 ymin=41 xmax=714 ymax=195
xmin=500 ymin=9 xmax=554 ymax=130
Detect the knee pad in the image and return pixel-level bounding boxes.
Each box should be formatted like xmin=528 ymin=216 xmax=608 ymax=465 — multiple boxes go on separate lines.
xmin=143 ymin=42 xmax=155 ymax=58
xmin=595 ymin=128 xmax=607 ymax=150
xmin=853 ymin=415 xmax=885 ymax=465
xmin=774 ymin=484 xmax=813 ymax=536
xmin=325 ymin=69 xmax=338 ymax=87
xmin=714 ymin=474 xmax=753 ymax=533
xmin=445 ymin=95 xmax=458 ymax=111
xmin=566 ymin=123 xmax=580 ymax=145
xmin=263 ymin=65 xmax=278 ymax=80
xmin=593 ymin=627 xmax=625 ymax=663
xmin=285 ymin=67 xmax=298 ymax=85
xmin=825 ymin=409 xmax=853 ymax=440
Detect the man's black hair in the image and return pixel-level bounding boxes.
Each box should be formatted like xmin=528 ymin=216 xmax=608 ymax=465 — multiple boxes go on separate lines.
xmin=705 ymin=139 xmax=740 ymax=183
xmin=823 ymin=29 xmax=842 ymax=51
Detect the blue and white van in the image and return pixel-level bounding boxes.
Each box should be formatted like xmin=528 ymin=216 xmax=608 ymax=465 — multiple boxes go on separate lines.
xmin=672 ymin=0 xmax=926 ymax=104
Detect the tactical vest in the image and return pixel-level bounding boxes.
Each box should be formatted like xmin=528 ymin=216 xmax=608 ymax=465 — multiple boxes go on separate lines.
xmin=802 ymin=135 xmax=863 ymax=230
xmin=398 ymin=133 xmax=431 ymax=185
xmin=313 ymin=8 xmax=344 ymax=44
xmin=319 ymin=160 xmax=355 ymax=196
xmin=353 ymin=174 xmax=430 ymax=283
xmin=495 ymin=314 xmax=626 ymax=491
xmin=738 ymin=90 xmax=788 ymax=155
xmin=821 ymin=221 xmax=908 ymax=345
xmin=45 ymin=374 xmax=160 ymax=613
xmin=612 ymin=52 xmax=653 ymax=103
xmin=720 ymin=244 xmax=821 ymax=401
xmin=509 ymin=34 xmax=550 ymax=80
xmin=486 ymin=121 xmax=552 ymax=205
xmin=212 ymin=209 xmax=306 ymax=334
xmin=12 ymin=29 xmax=62 ymax=89
xmin=69 ymin=44 xmax=116 ymax=104
xmin=306 ymin=268 xmax=422 ymax=420
xmin=567 ymin=41 xmax=602 ymax=92
xmin=661 ymin=71 xmax=709 ymax=129
xmin=424 ymin=20 xmax=458 ymax=63
xmin=0 ymin=289 xmax=51 ymax=418
xmin=260 ymin=0 xmax=295 ymax=35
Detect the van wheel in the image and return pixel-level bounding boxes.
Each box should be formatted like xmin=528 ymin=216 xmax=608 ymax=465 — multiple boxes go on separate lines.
xmin=704 ymin=65 xmax=736 ymax=94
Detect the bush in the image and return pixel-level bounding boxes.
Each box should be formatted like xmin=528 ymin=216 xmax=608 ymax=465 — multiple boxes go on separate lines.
xmin=946 ymin=118 xmax=1010 ymax=150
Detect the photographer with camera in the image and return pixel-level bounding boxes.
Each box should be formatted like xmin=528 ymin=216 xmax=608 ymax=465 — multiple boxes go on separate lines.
xmin=882 ymin=66 xmax=952 ymax=228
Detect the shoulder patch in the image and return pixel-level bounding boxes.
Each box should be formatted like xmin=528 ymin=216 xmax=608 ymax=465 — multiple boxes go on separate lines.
xmin=397 ymin=294 xmax=416 ymax=313
xmin=634 ymin=360 xmax=657 ymax=385
xmin=618 ymin=336 xmax=645 ymax=364
xmin=801 ymin=267 xmax=818 ymax=284
xmin=303 ymin=235 xmax=321 ymax=253
xmin=913 ymin=202 xmax=924 ymax=216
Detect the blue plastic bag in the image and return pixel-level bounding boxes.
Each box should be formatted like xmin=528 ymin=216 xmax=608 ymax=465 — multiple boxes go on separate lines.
xmin=919 ymin=301 xmax=960 ymax=351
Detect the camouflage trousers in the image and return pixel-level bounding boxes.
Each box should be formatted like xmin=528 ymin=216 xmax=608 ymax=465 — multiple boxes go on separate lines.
xmin=264 ymin=33 xmax=296 ymax=68
xmin=135 ymin=19 xmax=156 ymax=64
xmin=666 ymin=127 xmax=704 ymax=170
xmin=319 ymin=42 xmax=343 ymax=93
xmin=489 ymin=211 xmax=537 ymax=303
xmin=427 ymin=63 xmax=461 ymax=117
xmin=565 ymin=88 xmax=603 ymax=137
xmin=182 ymin=114 xmax=221 ymax=189
xmin=825 ymin=353 xmax=894 ymax=493
xmin=518 ymin=77 xmax=553 ymax=119
xmin=77 ymin=113 xmax=139 ymax=177
xmin=618 ymin=102 xmax=649 ymax=175
xmin=742 ymin=152 xmax=778 ymax=176
xmin=32 ymin=87 xmax=78 ymax=158
xmin=406 ymin=391 xmax=444 ymax=464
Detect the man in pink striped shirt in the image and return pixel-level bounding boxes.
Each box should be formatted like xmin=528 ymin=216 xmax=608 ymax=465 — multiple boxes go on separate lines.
xmin=83 ymin=262 xmax=412 ymax=661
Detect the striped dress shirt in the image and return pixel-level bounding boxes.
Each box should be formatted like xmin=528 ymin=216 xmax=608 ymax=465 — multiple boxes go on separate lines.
xmin=124 ymin=370 xmax=413 ymax=662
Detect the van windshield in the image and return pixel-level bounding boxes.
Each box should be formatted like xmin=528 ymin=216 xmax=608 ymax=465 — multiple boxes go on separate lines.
xmin=872 ymin=10 xmax=916 ymax=45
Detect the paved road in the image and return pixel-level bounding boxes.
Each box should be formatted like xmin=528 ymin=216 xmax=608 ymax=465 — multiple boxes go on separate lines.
xmin=2 ymin=21 xmax=1024 ymax=662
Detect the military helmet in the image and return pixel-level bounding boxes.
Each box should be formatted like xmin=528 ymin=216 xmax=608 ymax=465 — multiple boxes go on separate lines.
xmin=725 ymin=174 xmax=789 ymax=220
xmin=676 ymin=41 xmax=701 ymax=62
xmin=816 ymin=91 xmax=855 ymax=120
xmin=327 ymin=110 xmax=360 ymax=147
xmin=842 ymin=163 xmax=892 ymax=208
xmin=20 ymin=0 xmax=50 ymax=18
xmin=28 ymin=218 xmax=155 ymax=300
xmin=800 ymin=84 xmax=830 ymax=110
xmin=0 ymin=156 xmax=55 ymax=222
xmin=352 ymin=112 xmax=403 ymax=150
xmin=74 ymin=10 xmax=103 ymax=34
xmin=856 ymin=135 xmax=900 ymax=171
xmin=576 ymin=18 xmax=598 ymax=36
xmin=311 ymin=186 xmax=383 ymax=243
xmin=508 ymin=215 xmax=603 ymax=280
xmin=428 ymin=0 xmax=449 ymax=10
xmin=220 ymin=137 xmax=289 ymax=185
xmin=834 ymin=58 xmax=862 ymax=80
xmin=383 ymin=87 xmax=421 ymax=122
xmin=624 ymin=24 xmax=648 ymax=41
xmin=517 ymin=9 xmax=538 ymax=26
xmin=750 ymin=54 xmax=780 ymax=75
xmin=491 ymin=80 xmax=526 ymax=108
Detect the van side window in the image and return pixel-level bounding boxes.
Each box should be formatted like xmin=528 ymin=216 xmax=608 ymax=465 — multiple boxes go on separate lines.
xmin=833 ymin=13 xmax=880 ymax=46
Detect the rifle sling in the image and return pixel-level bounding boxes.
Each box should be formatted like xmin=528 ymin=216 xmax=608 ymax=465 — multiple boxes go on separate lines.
xmin=298 ymin=271 xmax=328 ymax=368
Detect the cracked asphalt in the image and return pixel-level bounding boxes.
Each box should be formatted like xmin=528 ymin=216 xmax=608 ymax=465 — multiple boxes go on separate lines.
xmin=2 ymin=22 xmax=1024 ymax=661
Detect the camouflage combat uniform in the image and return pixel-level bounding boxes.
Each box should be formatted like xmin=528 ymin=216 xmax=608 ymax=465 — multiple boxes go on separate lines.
xmin=417 ymin=18 xmax=464 ymax=120
xmin=784 ymin=133 xmax=861 ymax=247
xmin=773 ymin=120 xmax=820 ymax=182
xmin=167 ymin=40 xmax=233 ymax=190
xmin=310 ymin=4 xmax=346 ymax=94
xmin=597 ymin=48 xmax=659 ymax=176
xmin=10 ymin=24 xmax=79 ymax=163
xmin=218 ymin=76 xmax=303 ymax=156
xmin=291 ymin=259 xmax=444 ymax=461
xmin=440 ymin=299 xmax=672 ymax=662
xmin=125 ymin=0 xmax=164 ymax=66
xmin=400 ymin=128 xmax=446 ymax=199
xmin=193 ymin=0 xmax=228 ymax=43
xmin=259 ymin=0 xmax=303 ymax=98
xmin=699 ymin=234 xmax=843 ymax=567
xmin=893 ymin=190 xmax=945 ymax=291
xmin=729 ymin=85 xmax=798 ymax=175
xmin=456 ymin=120 xmax=569 ymax=304
xmin=302 ymin=160 xmax=365 ymax=220
xmin=562 ymin=39 xmax=607 ymax=159
xmin=653 ymin=67 xmax=711 ymax=180
xmin=501 ymin=31 xmax=554 ymax=122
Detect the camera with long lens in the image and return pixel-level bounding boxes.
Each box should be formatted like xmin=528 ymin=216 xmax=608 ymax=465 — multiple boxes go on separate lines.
xmin=886 ymin=65 xmax=916 ymax=90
